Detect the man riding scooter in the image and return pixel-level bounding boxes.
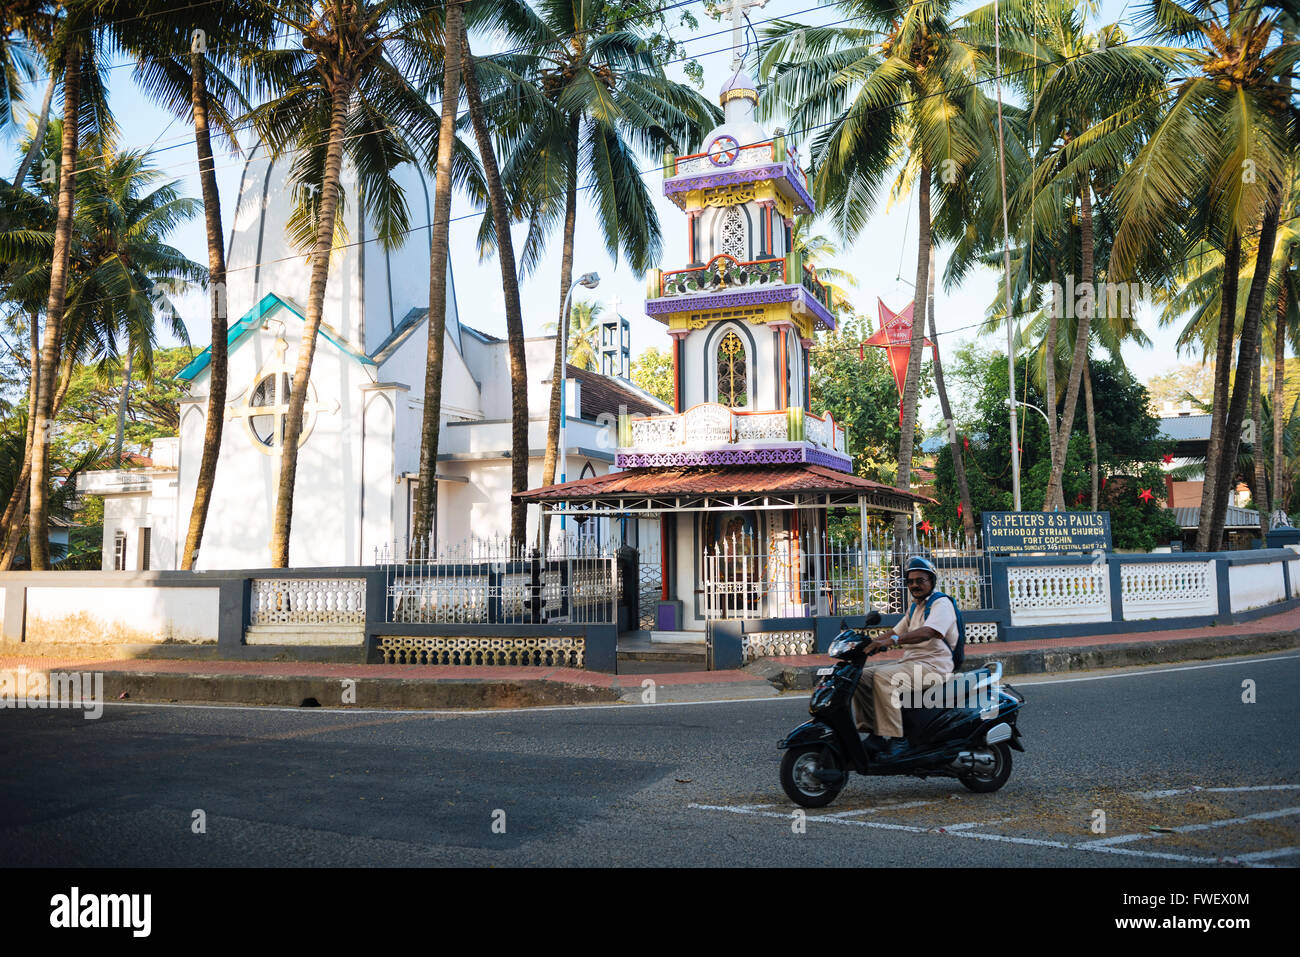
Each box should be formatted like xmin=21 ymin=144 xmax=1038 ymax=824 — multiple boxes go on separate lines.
xmin=853 ymin=556 xmax=959 ymax=761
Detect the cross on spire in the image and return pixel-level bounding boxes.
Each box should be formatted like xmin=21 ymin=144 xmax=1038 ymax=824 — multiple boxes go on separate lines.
xmin=719 ymin=0 xmax=768 ymax=70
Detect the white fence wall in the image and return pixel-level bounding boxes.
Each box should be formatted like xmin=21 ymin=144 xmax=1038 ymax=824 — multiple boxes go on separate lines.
xmin=1229 ymin=562 xmax=1286 ymax=612
xmin=1121 ymin=560 xmax=1218 ymax=620
xmin=1006 ymin=564 xmax=1110 ymax=626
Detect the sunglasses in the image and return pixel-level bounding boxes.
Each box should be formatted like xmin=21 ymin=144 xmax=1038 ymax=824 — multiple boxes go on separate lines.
xmin=906 ymin=577 xmax=930 ymax=587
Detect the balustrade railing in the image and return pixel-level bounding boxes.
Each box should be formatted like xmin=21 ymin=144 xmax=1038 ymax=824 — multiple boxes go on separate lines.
xmin=660 ymin=254 xmax=785 ymax=297
xmin=250 ymin=578 xmax=366 ymax=625
xmin=623 ymin=403 xmax=845 ymax=453
xmin=670 ymin=141 xmax=776 ymax=177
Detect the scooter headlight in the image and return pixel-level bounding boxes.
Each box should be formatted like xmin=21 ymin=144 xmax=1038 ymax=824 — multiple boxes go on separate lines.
xmin=828 ymin=635 xmax=859 ymax=657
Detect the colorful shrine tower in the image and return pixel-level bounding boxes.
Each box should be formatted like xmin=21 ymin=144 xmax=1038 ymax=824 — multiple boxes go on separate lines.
xmin=519 ymin=59 xmax=926 ymax=640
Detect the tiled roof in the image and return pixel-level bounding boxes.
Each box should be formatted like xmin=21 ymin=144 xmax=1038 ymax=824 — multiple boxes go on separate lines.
xmin=517 ymin=464 xmax=934 ymax=504
xmin=1171 ymin=505 xmax=1259 ymax=528
xmin=567 ymin=364 xmax=666 ymax=419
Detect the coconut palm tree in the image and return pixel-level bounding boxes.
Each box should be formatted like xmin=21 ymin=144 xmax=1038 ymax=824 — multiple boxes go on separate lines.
xmin=458 ymin=6 xmax=530 ymax=544
xmin=544 ymin=300 xmax=602 ymax=372
xmin=109 ymin=0 xmax=276 ymax=568
xmin=489 ymin=0 xmax=717 ymax=542
xmin=0 ymin=132 xmax=201 ymax=566
xmin=25 ymin=5 xmax=116 ymax=570
xmin=1065 ymin=1 xmax=1297 ymax=549
xmin=244 ymin=0 xmax=450 ymax=567
xmin=761 ymin=0 xmax=991 ymax=534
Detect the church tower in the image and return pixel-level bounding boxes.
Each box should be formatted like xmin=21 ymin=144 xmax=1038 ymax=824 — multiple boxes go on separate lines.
xmin=631 ymin=65 xmax=846 ymax=469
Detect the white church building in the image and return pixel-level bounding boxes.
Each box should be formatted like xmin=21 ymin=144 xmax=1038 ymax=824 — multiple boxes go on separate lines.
xmin=80 ymin=145 xmax=665 ymax=571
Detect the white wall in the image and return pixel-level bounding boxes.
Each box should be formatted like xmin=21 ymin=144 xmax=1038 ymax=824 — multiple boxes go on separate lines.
xmin=180 ymin=303 xmax=370 ymax=569
xmin=25 ymin=585 xmax=220 ymax=644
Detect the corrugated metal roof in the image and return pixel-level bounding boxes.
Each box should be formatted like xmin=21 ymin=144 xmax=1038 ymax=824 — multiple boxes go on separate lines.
xmin=1158 ymin=414 xmax=1211 ymax=442
xmin=517 ymin=464 xmax=933 ymax=504
xmin=1172 ymin=505 xmax=1259 ymax=528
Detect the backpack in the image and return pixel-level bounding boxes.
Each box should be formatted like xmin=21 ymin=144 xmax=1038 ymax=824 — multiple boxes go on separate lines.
xmin=919 ymin=590 xmax=966 ymax=670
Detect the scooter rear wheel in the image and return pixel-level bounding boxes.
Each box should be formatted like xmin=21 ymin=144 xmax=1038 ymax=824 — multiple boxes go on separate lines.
xmin=959 ymin=742 xmax=1012 ymax=793
xmin=780 ymin=744 xmax=845 ymax=808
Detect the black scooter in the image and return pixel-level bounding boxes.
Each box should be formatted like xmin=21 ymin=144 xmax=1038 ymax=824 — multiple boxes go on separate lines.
xmin=777 ymin=613 xmax=1026 ymax=808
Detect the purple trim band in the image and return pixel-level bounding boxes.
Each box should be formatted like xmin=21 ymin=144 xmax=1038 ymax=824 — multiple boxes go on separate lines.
xmin=664 ymin=163 xmax=815 ymax=214
xmin=645 ymin=284 xmax=837 ymax=332
xmin=615 ymin=445 xmax=852 ymax=471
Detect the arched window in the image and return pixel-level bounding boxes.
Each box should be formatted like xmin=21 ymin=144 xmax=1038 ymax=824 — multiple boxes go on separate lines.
xmin=716 ymin=330 xmax=748 ymax=407
xmin=719 ymin=206 xmax=747 ymax=260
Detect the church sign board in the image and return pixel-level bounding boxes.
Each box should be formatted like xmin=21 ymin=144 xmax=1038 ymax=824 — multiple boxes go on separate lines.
xmin=981 ymin=511 xmax=1112 ymax=554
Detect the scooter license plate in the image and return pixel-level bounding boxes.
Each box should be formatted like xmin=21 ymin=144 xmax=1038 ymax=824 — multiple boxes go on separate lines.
xmin=816 ymin=667 xmax=834 ymax=676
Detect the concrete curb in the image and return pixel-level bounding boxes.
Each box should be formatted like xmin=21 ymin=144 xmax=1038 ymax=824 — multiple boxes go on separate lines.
xmin=99 ymin=672 xmax=621 ymax=710
xmin=747 ymin=630 xmax=1300 ymax=691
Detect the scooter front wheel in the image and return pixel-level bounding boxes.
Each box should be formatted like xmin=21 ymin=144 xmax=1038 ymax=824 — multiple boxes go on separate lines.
xmin=780 ymin=744 xmax=845 ymax=808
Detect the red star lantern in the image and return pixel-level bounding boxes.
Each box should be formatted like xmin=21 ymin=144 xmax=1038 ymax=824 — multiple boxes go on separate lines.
xmin=1138 ymin=488 xmax=1154 ymax=503
xmin=956 ymin=503 xmax=963 ymax=517
xmin=963 ymin=436 xmax=970 ymax=452
xmin=1101 ymin=476 xmax=1108 ymax=489
xmin=1162 ymin=453 xmax=1174 ymax=464
xmin=1075 ymin=492 xmax=1085 ymax=505
xmin=920 ymin=520 xmax=933 ymax=533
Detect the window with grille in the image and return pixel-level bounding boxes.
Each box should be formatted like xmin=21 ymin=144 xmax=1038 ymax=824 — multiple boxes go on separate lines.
xmin=720 ymin=206 xmax=747 ymax=260
xmin=140 ymin=527 xmax=152 ymax=571
xmin=716 ymin=330 xmax=748 ymax=407
xmin=113 ymin=531 xmax=127 ymax=570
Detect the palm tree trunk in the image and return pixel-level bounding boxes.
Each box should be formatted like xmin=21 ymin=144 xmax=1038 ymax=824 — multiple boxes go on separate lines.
xmin=411 ymin=0 xmax=464 ymax=556
xmin=180 ymin=50 xmax=229 ymax=570
xmin=269 ymin=75 xmax=354 ymax=568
xmin=540 ymin=114 xmax=580 ymax=548
xmin=926 ymin=244 xmax=974 ymax=540
xmin=1084 ymin=357 xmax=1098 ymax=510
xmin=9 ymin=72 xmax=56 ymax=199
xmin=1211 ymin=189 xmax=1283 ymax=549
xmin=29 ymin=41 xmax=81 ymax=571
xmin=113 ymin=350 xmax=133 ymax=464
xmin=0 ymin=313 xmax=43 ymax=570
xmin=461 ymin=24 xmax=528 ymax=546
xmin=1045 ymin=180 xmax=1096 ymax=510
xmin=894 ymin=162 xmax=930 ymax=544
xmin=6 ymin=357 xmax=74 ymax=569
xmin=1274 ymin=258 xmax=1290 ymax=517
xmin=1045 ymin=255 xmax=1061 ymax=483
xmin=1253 ymin=322 xmax=1267 ymax=541
xmin=1196 ymin=231 xmax=1241 ymax=551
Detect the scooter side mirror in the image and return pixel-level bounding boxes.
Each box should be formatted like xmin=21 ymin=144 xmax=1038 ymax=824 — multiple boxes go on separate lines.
xmin=864 ymin=609 xmax=882 ymax=627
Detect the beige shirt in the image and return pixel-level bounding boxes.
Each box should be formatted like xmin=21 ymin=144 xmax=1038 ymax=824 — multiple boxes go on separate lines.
xmin=892 ymin=595 xmax=958 ymax=674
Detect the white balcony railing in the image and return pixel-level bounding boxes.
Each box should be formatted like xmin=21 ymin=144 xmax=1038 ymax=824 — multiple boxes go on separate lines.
xmin=623 ymin=403 xmax=846 ymax=455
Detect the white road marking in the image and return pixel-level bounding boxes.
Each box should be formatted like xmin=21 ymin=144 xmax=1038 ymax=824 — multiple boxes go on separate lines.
xmin=1080 ymin=806 xmax=1300 ymax=846
xmin=1131 ymin=784 xmax=1300 ymax=799
xmin=941 ymin=818 xmax=1017 ymax=831
xmin=1233 ymin=846 xmax=1300 ymax=862
xmin=828 ymin=800 xmax=936 ymax=817
xmin=687 ymin=802 xmax=1293 ymax=867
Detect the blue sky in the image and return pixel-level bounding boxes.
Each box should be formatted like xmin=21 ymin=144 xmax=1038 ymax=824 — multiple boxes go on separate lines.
xmin=3 ymin=0 xmax=1189 ymax=432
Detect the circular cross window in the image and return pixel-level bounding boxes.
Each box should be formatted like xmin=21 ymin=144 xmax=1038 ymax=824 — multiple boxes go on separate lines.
xmin=707 ymin=135 xmax=740 ymax=167
xmin=244 ymin=372 xmax=317 ymax=450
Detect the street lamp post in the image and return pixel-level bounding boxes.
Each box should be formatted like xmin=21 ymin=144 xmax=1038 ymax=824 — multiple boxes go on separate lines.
xmin=558 ymin=272 xmax=600 ymax=533
xmin=1005 ymin=397 xmax=1051 ymax=433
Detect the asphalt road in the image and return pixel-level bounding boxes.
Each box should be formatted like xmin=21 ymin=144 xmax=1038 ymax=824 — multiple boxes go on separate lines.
xmin=1 ymin=653 xmax=1297 ymax=867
